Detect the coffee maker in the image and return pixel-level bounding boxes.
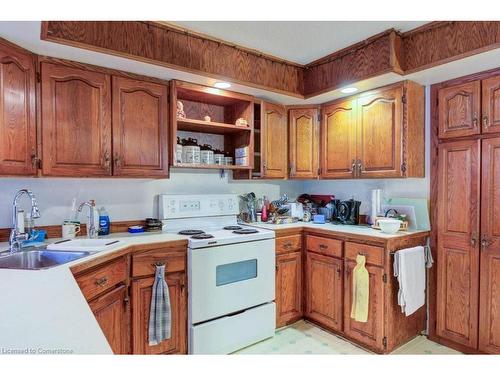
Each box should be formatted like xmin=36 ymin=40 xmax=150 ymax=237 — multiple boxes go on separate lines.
xmin=332 ymin=198 xmax=361 ymax=225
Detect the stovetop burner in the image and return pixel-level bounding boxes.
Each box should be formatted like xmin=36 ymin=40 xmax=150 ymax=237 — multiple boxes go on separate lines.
xmin=223 ymin=225 xmax=242 ymax=230
xmin=233 ymin=228 xmax=259 ymax=234
xmin=178 ymin=230 xmax=205 ymax=235
xmin=191 ymin=233 xmax=215 ymax=239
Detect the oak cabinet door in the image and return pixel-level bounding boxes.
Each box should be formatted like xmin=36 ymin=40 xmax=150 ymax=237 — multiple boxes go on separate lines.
xmin=276 ymin=251 xmax=303 ymax=328
xmin=320 ymin=99 xmax=357 ymax=179
xmin=261 ymin=102 xmax=287 ymax=178
xmin=112 ymin=76 xmax=168 ymax=177
xmin=479 ymin=138 xmax=500 ymax=354
xmin=343 ymin=260 xmax=385 ymax=351
xmin=482 ymin=76 xmax=500 ymax=134
xmin=131 ymin=273 xmax=187 ymax=354
xmin=305 ymin=252 xmax=343 ymax=332
xmin=438 ymin=81 xmax=481 ymax=139
xmin=436 ymin=140 xmax=480 ymax=349
xmin=89 ymin=285 xmax=129 ymax=354
xmin=356 ymin=85 xmax=403 ymax=178
xmin=288 ymin=108 xmax=319 ymax=179
xmin=40 ymin=62 xmax=112 ymax=176
xmin=0 ymin=41 xmax=36 ymax=175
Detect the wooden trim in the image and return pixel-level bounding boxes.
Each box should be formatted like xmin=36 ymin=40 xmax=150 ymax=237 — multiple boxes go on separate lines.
xmin=401 ymin=21 xmax=500 ymax=74
xmin=41 ymin=21 xmax=304 ymax=98
xmin=37 ymin=21 xmax=500 ymax=99
xmin=0 ymin=219 xmax=147 ymax=242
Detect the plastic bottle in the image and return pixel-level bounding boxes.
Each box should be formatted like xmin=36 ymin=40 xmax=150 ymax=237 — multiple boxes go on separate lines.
xmin=261 ymin=195 xmax=269 ymax=222
xmin=98 ymin=206 xmax=110 ymax=235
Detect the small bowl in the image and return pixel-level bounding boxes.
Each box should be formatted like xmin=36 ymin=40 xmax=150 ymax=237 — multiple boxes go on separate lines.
xmin=378 ymin=219 xmax=402 ymax=234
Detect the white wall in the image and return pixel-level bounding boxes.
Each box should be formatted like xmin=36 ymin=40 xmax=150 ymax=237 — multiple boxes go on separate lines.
xmin=0 ymin=170 xmax=302 ymax=228
xmin=301 ymin=86 xmax=431 ymax=215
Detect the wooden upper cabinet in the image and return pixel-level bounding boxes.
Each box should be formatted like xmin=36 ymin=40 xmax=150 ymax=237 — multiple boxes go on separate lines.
xmin=0 ymin=40 xmax=36 ymax=176
xmin=288 ymin=107 xmax=319 ymax=179
xmin=438 ymin=81 xmax=481 ymax=139
xmin=112 ymin=76 xmax=168 ymax=177
xmin=305 ymin=252 xmax=343 ymax=332
xmin=436 ymin=140 xmax=480 ymax=349
xmin=261 ymin=102 xmax=287 ymax=178
xmin=41 ymin=62 xmax=112 ymax=176
xmin=356 ymin=85 xmax=403 ymax=178
xmin=320 ymin=99 xmax=357 ymax=179
xmin=276 ymin=251 xmax=303 ymax=328
xmin=343 ymin=260 xmax=385 ymax=350
xmin=89 ymin=285 xmax=129 ymax=354
xmin=482 ymin=76 xmax=500 ymax=134
xmin=131 ymin=273 xmax=187 ymax=354
xmin=479 ymin=137 xmax=500 ymax=353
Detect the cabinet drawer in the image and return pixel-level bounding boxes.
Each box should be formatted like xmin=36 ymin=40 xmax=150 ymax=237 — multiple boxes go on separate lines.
xmin=345 ymin=242 xmax=384 ymax=267
xmin=306 ymin=235 xmax=342 ymax=258
xmin=132 ymin=248 xmax=186 ymax=278
xmin=76 ymin=257 xmax=127 ymax=301
xmin=276 ymin=234 xmax=302 ymax=255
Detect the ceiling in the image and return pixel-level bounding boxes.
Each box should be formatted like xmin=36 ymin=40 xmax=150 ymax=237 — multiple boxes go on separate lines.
xmin=171 ymin=21 xmax=428 ymax=64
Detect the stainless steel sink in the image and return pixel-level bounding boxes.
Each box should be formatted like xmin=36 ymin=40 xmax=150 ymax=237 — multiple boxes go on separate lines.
xmin=0 ymin=249 xmax=97 ymax=270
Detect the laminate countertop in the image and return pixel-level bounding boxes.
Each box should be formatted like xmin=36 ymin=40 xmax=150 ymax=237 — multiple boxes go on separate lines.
xmin=246 ymin=221 xmax=430 ymax=240
xmin=0 ymin=231 xmax=187 ymax=355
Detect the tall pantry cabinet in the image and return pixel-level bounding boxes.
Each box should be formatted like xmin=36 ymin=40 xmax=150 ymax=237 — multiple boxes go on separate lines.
xmin=433 ymin=69 xmax=500 ymax=354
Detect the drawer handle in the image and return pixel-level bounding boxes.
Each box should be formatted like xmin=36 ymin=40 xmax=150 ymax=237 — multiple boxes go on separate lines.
xmin=319 ymin=244 xmax=328 ymax=250
xmin=358 ymin=252 xmax=367 ymax=256
xmin=95 ymin=276 xmax=108 ymax=287
xmin=152 ymin=261 xmax=166 ymax=267
xmin=283 ymin=242 xmax=293 ymax=248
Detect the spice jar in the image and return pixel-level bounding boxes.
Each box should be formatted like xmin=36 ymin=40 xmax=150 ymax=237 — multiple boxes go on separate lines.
xmin=224 ymin=151 xmax=233 ymax=165
xmin=182 ymin=138 xmax=201 ymax=164
xmin=214 ymin=149 xmax=225 ymax=165
xmin=200 ymin=144 xmax=215 ymax=165
xmin=176 ymin=137 xmax=183 ymax=163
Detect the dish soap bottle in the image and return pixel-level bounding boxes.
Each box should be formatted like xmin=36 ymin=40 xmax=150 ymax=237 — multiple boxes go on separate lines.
xmin=98 ymin=207 xmax=110 ymax=235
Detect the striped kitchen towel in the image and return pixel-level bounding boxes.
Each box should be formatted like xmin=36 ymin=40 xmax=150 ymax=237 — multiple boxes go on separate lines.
xmin=148 ymin=264 xmax=172 ymax=346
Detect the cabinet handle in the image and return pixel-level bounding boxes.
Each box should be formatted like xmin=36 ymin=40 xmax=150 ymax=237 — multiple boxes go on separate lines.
xmin=319 ymin=244 xmax=328 ymax=250
xmin=275 ymin=264 xmax=279 ymax=271
xmin=481 ymin=235 xmax=492 ymax=249
xmin=103 ymin=150 xmax=111 ymax=168
xmin=483 ymin=116 xmax=489 ymax=129
xmin=470 ymin=232 xmax=478 ymax=248
xmin=356 ymin=159 xmax=363 ymax=175
xmin=31 ymin=154 xmax=39 ymax=169
xmin=473 ymin=115 xmax=478 ymax=127
xmin=283 ymin=242 xmax=293 ymax=248
xmin=351 ymin=159 xmax=356 ymax=177
xmin=114 ymin=155 xmax=122 ymax=168
xmin=336 ymin=267 xmax=341 ymax=277
xmin=95 ymin=276 xmax=108 ymax=287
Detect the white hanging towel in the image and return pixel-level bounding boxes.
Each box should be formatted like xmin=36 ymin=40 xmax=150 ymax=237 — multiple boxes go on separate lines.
xmin=393 ymin=246 xmax=426 ymax=316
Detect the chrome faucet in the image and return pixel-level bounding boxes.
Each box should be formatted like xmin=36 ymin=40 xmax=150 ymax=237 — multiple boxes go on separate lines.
xmin=78 ymin=200 xmax=98 ymax=239
xmin=9 ymin=189 xmax=41 ymax=253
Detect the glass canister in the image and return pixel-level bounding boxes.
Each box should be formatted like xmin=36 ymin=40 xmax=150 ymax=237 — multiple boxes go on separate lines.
xmin=214 ymin=149 xmax=225 ymax=165
xmin=200 ymin=144 xmax=215 ymax=165
xmin=176 ymin=137 xmax=183 ymax=163
xmin=182 ymin=138 xmax=201 ymax=164
xmin=224 ymin=150 xmax=233 ymax=165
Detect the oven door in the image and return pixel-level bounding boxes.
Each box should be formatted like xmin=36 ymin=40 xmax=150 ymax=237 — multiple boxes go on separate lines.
xmin=189 ymin=238 xmax=275 ymax=324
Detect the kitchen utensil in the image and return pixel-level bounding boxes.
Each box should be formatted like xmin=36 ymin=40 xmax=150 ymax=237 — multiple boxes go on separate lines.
xmin=378 ymin=219 xmax=403 ymax=234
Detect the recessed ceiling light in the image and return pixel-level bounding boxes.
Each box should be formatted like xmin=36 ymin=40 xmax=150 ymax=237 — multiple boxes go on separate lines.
xmin=214 ymin=82 xmax=231 ymax=89
xmin=340 ymin=87 xmax=358 ymax=94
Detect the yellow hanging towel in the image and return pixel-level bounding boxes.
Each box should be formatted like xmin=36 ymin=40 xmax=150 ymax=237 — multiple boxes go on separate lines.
xmin=351 ymin=254 xmax=369 ymax=323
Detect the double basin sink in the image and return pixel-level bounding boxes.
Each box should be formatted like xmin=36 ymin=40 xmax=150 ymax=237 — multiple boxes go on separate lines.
xmin=0 ymin=239 xmax=122 ymax=270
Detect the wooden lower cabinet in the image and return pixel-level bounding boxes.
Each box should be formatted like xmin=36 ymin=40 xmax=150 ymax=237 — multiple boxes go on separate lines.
xmin=305 ymin=252 xmax=343 ymax=332
xmin=131 ymin=272 xmax=187 ymax=354
xmin=88 ymin=284 xmax=129 ymax=354
xmin=276 ymin=251 xmax=303 ymax=328
xmin=343 ymin=260 xmax=385 ymax=351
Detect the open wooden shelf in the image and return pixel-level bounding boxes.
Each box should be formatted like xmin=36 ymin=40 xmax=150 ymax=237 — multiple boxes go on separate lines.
xmin=177 ymin=118 xmax=251 ymax=135
xmin=172 ymin=163 xmax=252 ymax=170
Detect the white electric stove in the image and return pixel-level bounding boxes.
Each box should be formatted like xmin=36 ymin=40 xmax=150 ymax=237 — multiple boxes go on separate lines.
xmin=158 ymin=194 xmax=276 ymax=354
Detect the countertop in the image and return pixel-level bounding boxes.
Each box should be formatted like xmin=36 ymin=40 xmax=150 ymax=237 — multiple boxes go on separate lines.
xmin=0 ymin=231 xmax=186 ymax=355
xmin=246 ymin=221 xmax=430 ymax=239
